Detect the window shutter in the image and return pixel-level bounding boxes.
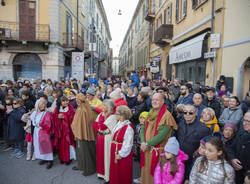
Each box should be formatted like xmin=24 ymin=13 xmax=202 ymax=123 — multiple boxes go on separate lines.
xmin=176 ymin=0 xmax=179 ymax=22
xmin=169 ymin=4 xmax=172 ymax=24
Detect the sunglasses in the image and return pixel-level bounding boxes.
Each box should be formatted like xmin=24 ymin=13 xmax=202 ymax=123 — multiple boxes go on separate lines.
xmin=13 ymin=103 xmax=17 ymax=105
xmin=184 ymin=111 xmax=195 ymax=115
xmin=180 ymin=88 xmax=187 ymax=90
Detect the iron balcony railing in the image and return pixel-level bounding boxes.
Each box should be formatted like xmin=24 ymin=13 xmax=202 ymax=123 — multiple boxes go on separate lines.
xmin=154 ymin=24 xmax=173 ymax=47
xmin=0 ymin=21 xmax=50 ymax=42
xmin=62 ymin=33 xmax=84 ymax=51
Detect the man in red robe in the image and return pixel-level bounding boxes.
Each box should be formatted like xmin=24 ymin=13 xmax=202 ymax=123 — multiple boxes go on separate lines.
xmin=53 ymin=96 xmax=75 ymax=164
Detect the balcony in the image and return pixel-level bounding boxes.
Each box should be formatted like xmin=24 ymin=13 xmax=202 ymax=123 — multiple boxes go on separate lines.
xmin=144 ymin=8 xmax=155 ymax=22
xmin=154 ymin=24 xmax=173 ymax=47
xmin=62 ymin=33 xmax=84 ymax=51
xmin=0 ymin=21 xmax=50 ymax=42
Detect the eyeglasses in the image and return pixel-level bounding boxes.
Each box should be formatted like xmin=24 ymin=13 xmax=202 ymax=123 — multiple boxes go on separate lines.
xmin=243 ymin=119 xmax=250 ymax=124
xmin=180 ymin=88 xmax=187 ymax=91
xmin=184 ymin=111 xmax=195 ymax=115
xmin=13 ymin=103 xmax=17 ymax=105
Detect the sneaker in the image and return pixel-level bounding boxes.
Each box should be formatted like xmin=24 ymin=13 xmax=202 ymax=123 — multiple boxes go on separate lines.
xmin=133 ymin=177 xmax=141 ymax=184
xmin=10 ymin=149 xmax=19 ymax=156
xmin=16 ymin=151 xmax=24 ymax=159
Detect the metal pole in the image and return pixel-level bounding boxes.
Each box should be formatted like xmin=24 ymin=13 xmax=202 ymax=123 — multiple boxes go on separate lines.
xmin=91 ymin=42 xmax=93 ymax=76
xmin=211 ymin=0 xmax=215 ymax=87
xmin=76 ymin=0 xmax=79 ymax=48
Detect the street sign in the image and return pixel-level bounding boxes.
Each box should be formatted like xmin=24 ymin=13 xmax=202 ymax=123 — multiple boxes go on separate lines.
xmin=150 ymin=66 xmax=159 ymax=73
xmin=204 ymin=51 xmax=216 ymax=59
xmin=210 ymin=33 xmax=221 ymax=48
xmin=72 ymin=52 xmax=84 ymax=83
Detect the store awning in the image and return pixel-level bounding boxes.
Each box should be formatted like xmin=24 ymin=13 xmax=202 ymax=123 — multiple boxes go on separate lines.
xmin=169 ymin=33 xmax=207 ymax=64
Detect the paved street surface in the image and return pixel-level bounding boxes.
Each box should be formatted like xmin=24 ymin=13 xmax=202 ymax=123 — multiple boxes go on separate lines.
xmin=0 ymin=148 xmax=140 ymax=184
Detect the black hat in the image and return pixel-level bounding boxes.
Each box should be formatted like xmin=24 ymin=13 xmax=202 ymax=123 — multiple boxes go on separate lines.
xmin=156 ymin=86 xmax=168 ymax=92
xmin=205 ymin=87 xmax=215 ymax=93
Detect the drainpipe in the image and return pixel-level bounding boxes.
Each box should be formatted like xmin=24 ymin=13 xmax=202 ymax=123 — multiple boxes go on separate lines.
xmin=211 ymin=0 xmax=215 ymax=87
xmin=76 ymin=0 xmax=79 ymax=48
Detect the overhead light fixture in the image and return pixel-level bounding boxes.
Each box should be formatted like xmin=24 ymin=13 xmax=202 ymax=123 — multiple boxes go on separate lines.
xmin=1 ymin=0 xmax=6 ymax=6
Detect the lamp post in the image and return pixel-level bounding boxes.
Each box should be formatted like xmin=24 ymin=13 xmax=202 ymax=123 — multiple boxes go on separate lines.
xmin=90 ymin=24 xmax=96 ymax=76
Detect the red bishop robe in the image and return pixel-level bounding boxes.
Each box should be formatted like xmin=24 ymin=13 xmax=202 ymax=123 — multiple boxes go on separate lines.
xmin=109 ymin=122 xmax=133 ymax=184
xmin=53 ymin=104 xmax=75 ymax=162
xmin=93 ymin=113 xmax=108 ymax=176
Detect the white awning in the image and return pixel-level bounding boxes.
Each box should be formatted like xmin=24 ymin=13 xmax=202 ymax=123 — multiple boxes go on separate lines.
xmin=169 ymin=33 xmax=207 ymax=64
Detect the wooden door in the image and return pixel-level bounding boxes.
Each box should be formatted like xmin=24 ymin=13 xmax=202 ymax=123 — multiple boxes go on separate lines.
xmin=19 ymin=0 xmax=36 ymax=40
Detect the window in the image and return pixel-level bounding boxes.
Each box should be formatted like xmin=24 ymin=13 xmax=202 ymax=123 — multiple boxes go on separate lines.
xmin=168 ymin=4 xmax=172 ymax=24
xmin=159 ymin=14 xmax=162 ymax=26
xmin=176 ymin=0 xmax=186 ymax=23
xmin=182 ymin=0 xmax=187 ymax=17
xmin=96 ymin=14 xmax=99 ymax=29
xmin=81 ymin=0 xmax=85 ymax=15
xmin=192 ymin=0 xmax=207 ymax=9
xmin=164 ymin=9 xmax=167 ymax=24
xmin=159 ymin=0 xmax=162 ymax=8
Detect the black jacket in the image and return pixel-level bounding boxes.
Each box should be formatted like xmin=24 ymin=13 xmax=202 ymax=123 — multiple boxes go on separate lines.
xmin=126 ymin=95 xmax=137 ymax=109
xmin=227 ymin=130 xmax=250 ymax=172
xmin=23 ymin=98 xmax=34 ymax=113
xmin=7 ymin=107 xmax=26 ymax=141
xmin=131 ymin=100 xmax=147 ymax=126
xmin=241 ymin=99 xmax=250 ymax=115
xmin=203 ymin=97 xmax=221 ymax=119
xmin=176 ymin=118 xmax=210 ymax=180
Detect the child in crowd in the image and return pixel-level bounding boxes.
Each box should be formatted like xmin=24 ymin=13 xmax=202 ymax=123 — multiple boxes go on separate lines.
xmin=22 ymin=113 xmax=35 ymax=161
xmin=154 ymin=137 xmax=188 ymax=184
xmin=221 ymin=123 xmax=237 ymax=151
xmin=133 ymin=111 xmax=148 ymax=184
xmin=189 ymin=136 xmax=235 ymax=184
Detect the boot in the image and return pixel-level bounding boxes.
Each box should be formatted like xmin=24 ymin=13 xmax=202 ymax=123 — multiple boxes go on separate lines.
xmin=26 ymin=142 xmax=32 ymax=161
xmin=46 ymin=161 xmax=53 ymax=169
xmin=31 ymin=152 xmax=36 ymax=161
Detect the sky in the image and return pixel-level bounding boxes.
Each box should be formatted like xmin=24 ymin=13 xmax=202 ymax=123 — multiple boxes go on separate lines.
xmin=102 ymin=0 xmax=139 ymax=57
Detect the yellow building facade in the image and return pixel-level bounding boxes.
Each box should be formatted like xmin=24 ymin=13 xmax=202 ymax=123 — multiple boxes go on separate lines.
xmin=0 ymin=0 xmax=88 ymax=80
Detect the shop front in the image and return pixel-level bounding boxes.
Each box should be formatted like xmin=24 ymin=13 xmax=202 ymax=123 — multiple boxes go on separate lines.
xmin=169 ymin=33 xmax=208 ymax=85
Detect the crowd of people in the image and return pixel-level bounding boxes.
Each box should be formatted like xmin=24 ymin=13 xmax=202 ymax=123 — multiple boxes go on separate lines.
xmin=0 ymin=72 xmax=249 ymax=184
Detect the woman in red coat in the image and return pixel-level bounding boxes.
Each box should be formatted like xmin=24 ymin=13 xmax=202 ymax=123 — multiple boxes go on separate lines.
xmin=109 ymin=105 xmax=134 ymax=184
xmin=53 ymin=96 xmax=75 ymax=165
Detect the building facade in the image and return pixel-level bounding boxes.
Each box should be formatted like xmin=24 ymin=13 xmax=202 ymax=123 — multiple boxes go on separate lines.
xmin=120 ymin=0 xmax=250 ymax=96
xmin=119 ymin=0 xmax=150 ymax=78
xmin=0 ymin=0 xmax=111 ymax=81
xmin=85 ymin=0 xmax=112 ymax=79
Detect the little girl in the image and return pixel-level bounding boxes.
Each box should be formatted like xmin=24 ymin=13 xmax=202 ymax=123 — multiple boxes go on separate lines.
xmin=22 ymin=113 xmax=35 ymax=161
xmin=154 ymin=137 xmax=188 ymax=184
xmin=189 ymin=136 xmax=235 ymax=184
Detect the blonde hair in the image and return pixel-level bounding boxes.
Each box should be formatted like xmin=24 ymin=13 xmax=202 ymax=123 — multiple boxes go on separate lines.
xmin=44 ymin=86 xmax=53 ymax=96
xmin=202 ymin=107 xmax=215 ymax=119
xmin=116 ymin=105 xmax=132 ymax=120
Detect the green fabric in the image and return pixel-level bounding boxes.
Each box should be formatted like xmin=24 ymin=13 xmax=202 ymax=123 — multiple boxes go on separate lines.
xmin=140 ymin=124 xmax=146 ymax=143
xmin=147 ymin=108 xmax=160 ymax=131
xmin=147 ymin=125 xmax=170 ymax=147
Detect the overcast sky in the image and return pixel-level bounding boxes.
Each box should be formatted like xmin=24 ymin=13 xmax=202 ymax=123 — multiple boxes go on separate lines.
xmin=102 ymin=0 xmax=139 ymax=57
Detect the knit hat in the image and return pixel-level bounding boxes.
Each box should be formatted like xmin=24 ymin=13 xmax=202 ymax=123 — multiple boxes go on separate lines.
xmin=110 ymin=88 xmax=122 ymax=100
xmin=86 ymin=87 xmax=96 ymax=96
xmin=223 ymin=123 xmax=237 ymax=133
xmin=139 ymin=112 xmax=148 ymax=120
xmin=164 ymin=137 xmax=180 ymax=155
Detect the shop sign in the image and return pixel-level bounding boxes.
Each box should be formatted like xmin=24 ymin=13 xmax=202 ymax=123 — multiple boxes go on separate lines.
xmin=210 ymin=33 xmax=220 ymax=48
xmin=72 ymin=52 xmax=84 ymax=83
xmin=150 ymin=66 xmax=159 ymax=73
xmin=204 ymin=51 xmax=216 ymax=59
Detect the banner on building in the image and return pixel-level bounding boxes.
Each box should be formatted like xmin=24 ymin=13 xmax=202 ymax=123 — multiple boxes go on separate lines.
xmin=72 ymin=52 xmax=84 ymax=83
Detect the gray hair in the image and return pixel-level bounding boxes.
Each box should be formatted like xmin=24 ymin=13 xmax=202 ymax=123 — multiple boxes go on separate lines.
xmin=103 ymin=99 xmax=115 ymax=115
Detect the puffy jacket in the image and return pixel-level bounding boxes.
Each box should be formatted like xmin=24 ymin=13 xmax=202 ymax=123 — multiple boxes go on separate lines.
xmin=130 ymin=72 xmax=139 ymax=88
xmin=154 ymin=150 xmax=188 ymax=184
xmin=241 ymin=99 xmax=250 ymax=114
xmin=219 ymin=105 xmax=243 ymax=127
xmin=189 ymin=156 xmax=235 ymax=184
xmin=89 ymin=77 xmax=98 ymax=86
xmin=130 ymin=100 xmax=147 ymax=126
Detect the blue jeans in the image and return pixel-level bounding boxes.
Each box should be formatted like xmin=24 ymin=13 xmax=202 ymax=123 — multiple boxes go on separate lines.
xmin=15 ymin=140 xmax=24 ymax=152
